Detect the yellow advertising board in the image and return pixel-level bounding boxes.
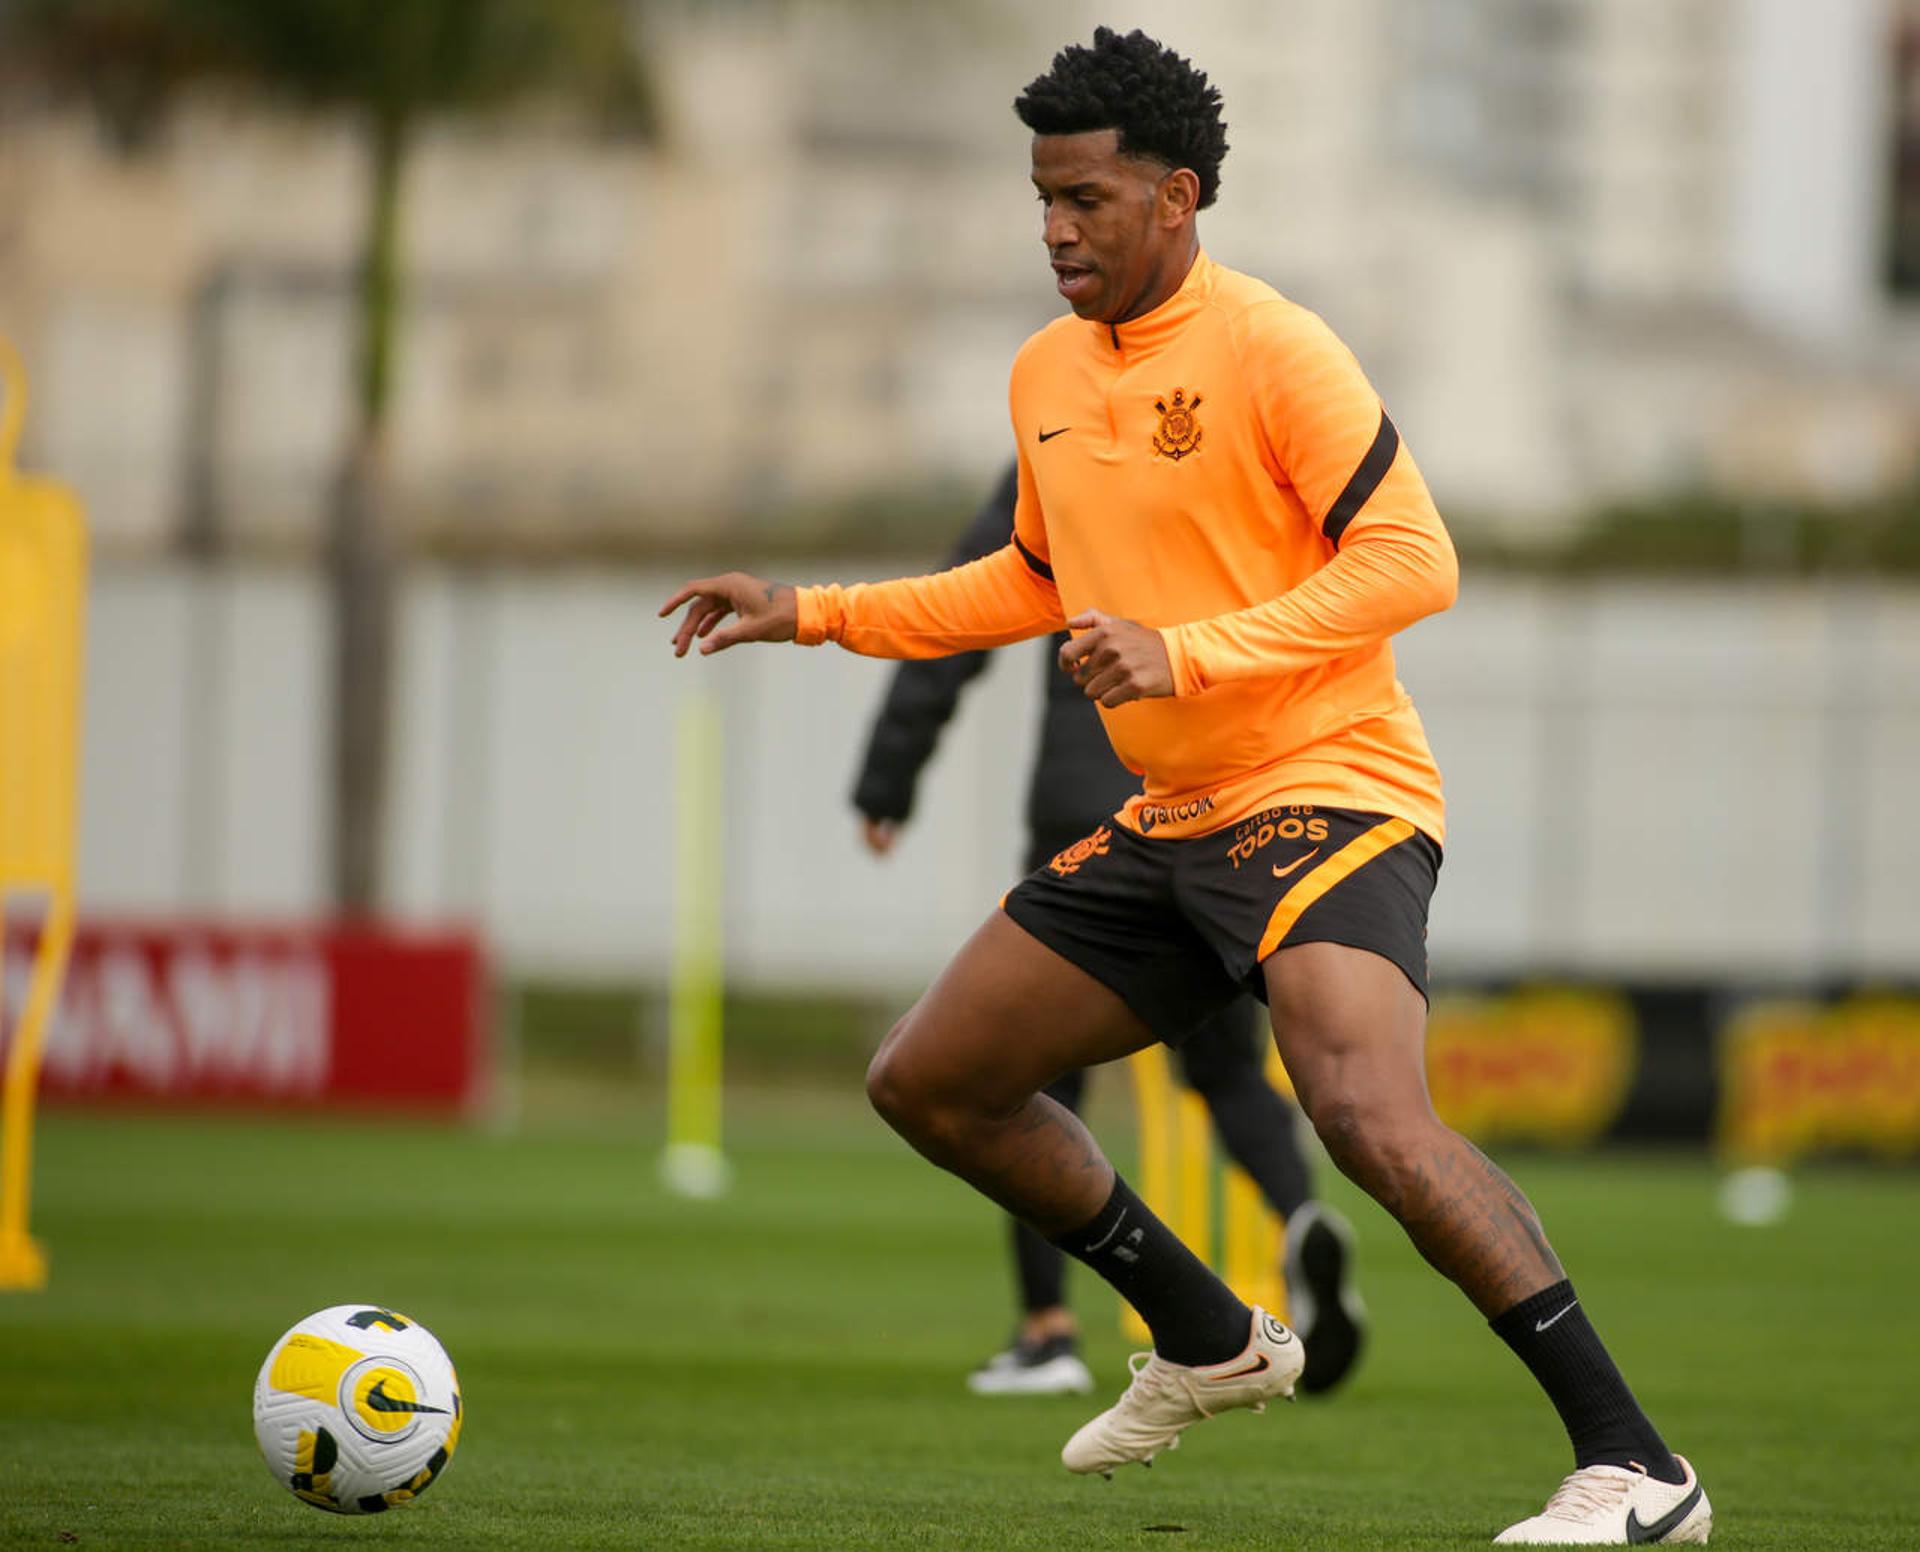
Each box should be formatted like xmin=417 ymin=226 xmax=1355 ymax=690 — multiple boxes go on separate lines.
xmin=1719 ymin=996 xmax=1920 ymax=1165
xmin=1426 ymin=986 xmax=1639 ymax=1149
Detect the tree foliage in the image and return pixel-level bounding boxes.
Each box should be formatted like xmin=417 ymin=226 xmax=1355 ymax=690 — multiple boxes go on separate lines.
xmin=2 ymin=0 xmax=655 ymax=143
xmin=3 ymin=0 xmax=657 ymax=912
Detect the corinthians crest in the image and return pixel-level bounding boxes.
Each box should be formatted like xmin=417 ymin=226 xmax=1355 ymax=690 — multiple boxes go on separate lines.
xmin=1151 ymin=388 xmax=1204 ymax=461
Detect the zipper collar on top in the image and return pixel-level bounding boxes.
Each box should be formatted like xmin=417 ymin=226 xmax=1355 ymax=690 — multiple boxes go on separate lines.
xmin=1092 ymin=249 xmax=1212 ymax=359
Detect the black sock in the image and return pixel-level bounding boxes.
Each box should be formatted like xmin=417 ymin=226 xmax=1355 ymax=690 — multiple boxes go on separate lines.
xmin=1050 ymin=1176 xmax=1251 ymax=1366
xmin=1011 ymin=1217 xmax=1066 ymax=1312
xmin=1490 ymin=1279 xmax=1684 ymax=1485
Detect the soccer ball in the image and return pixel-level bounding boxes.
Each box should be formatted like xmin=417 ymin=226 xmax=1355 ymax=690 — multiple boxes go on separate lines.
xmin=252 ymin=1304 xmax=463 ymax=1514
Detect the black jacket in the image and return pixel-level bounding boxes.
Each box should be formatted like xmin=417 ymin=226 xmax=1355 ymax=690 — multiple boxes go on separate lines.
xmin=850 ymin=464 xmax=1142 ymax=843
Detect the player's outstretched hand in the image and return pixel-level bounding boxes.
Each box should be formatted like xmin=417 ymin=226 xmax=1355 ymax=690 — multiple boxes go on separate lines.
xmin=659 ymin=572 xmax=798 ymax=657
xmin=1059 ymin=610 xmax=1174 ymax=706
xmin=860 ymin=817 xmax=900 ymax=857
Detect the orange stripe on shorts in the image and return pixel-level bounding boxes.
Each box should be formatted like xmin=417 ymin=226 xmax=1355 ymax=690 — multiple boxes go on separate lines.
xmin=1256 ymin=816 xmax=1416 ymax=962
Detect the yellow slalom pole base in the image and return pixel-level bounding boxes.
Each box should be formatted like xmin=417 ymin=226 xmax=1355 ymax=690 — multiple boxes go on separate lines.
xmin=660 ymin=1142 xmax=730 ymax=1200
xmin=662 ymin=693 xmax=727 ymax=1200
xmin=0 ymin=1232 xmax=47 ymax=1290
xmin=1 ymin=896 xmax=75 ymax=1294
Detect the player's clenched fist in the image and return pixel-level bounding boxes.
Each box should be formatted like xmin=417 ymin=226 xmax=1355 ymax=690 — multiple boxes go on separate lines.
xmin=1058 ymin=609 xmax=1175 ymax=706
xmin=658 ymin=572 xmax=798 ymax=657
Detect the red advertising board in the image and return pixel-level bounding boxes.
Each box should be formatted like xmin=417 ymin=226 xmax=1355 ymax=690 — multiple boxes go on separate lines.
xmin=0 ymin=918 xmax=489 ymax=1115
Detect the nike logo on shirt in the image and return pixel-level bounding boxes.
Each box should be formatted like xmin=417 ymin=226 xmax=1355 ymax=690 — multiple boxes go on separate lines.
xmin=1272 ymin=848 xmax=1320 ymax=880
xmin=1037 ymin=426 xmax=1072 ymax=442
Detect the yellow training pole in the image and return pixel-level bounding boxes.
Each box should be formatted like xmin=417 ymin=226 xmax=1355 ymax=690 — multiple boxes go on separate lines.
xmin=1123 ymin=1047 xmax=1177 ymax=1341
xmin=660 ymin=691 xmax=728 ymax=1198
xmin=1126 ymin=1038 xmax=1292 ymax=1338
xmin=1174 ymin=1087 xmax=1212 ymax=1265
xmin=0 ymin=336 xmax=88 ymax=1291
xmin=1222 ymin=1163 xmax=1286 ymax=1321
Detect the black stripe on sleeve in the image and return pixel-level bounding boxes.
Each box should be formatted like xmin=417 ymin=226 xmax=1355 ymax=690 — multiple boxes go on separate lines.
xmin=1013 ymin=533 xmax=1055 ymax=582
xmin=1321 ymin=409 xmax=1400 ymax=547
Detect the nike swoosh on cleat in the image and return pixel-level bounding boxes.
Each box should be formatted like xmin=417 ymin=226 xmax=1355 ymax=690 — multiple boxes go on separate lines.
xmin=366 ymin=1379 xmax=448 ymax=1416
xmin=1534 ymin=1300 xmax=1579 ymax=1333
xmin=1207 ymin=1354 xmax=1271 ymax=1382
xmin=1626 ymin=1481 xmax=1704 ymax=1543
xmin=1272 ymin=848 xmax=1319 ymax=880
xmin=1037 ymin=426 xmax=1072 ymax=442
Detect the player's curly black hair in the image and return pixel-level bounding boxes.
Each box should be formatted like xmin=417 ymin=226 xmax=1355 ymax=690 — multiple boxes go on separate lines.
xmin=1013 ymin=27 xmax=1228 ymax=209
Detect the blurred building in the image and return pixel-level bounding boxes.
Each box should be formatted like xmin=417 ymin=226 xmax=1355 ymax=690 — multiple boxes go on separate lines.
xmin=4 ymin=1 xmax=1918 ymax=984
xmin=1 ymin=0 xmax=1916 ymax=556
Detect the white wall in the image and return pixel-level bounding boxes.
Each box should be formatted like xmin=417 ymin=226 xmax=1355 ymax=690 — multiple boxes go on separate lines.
xmin=1726 ymin=0 xmax=1893 ymax=344
xmin=79 ymin=562 xmax=1920 ymax=991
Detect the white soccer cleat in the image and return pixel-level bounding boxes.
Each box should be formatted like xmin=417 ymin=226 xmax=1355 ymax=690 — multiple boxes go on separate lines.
xmin=966 ymin=1334 xmax=1096 ymax=1396
xmin=1061 ymin=1307 xmax=1302 ymax=1476
xmin=1494 ymin=1456 xmax=1711 ymax=1545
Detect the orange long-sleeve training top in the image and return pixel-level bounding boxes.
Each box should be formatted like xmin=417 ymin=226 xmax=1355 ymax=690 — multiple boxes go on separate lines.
xmin=795 ymin=251 xmax=1457 ymax=844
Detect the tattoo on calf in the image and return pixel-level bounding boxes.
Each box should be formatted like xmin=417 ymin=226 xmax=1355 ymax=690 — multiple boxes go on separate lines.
xmin=1394 ymin=1137 xmax=1565 ymax=1315
xmin=971 ymin=1094 xmax=1114 ymax=1236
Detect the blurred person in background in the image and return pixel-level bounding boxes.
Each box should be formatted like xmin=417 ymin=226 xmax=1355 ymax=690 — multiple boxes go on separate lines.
xmin=850 ymin=462 xmax=1365 ymax=1400
xmin=663 ymin=28 xmax=1710 ymax=1545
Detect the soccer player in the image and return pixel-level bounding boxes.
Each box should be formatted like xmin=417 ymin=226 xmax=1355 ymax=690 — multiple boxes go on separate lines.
xmin=851 ymin=461 xmax=1364 ymax=1400
xmin=662 ymin=29 xmax=1710 ymax=1546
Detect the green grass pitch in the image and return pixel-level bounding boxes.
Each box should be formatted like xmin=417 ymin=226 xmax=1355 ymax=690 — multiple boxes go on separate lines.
xmin=2 ymin=1094 xmax=1916 ymax=1549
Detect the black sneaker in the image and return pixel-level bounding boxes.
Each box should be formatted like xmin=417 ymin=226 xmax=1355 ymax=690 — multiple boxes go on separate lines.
xmin=966 ymin=1332 xmax=1096 ymax=1396
xmin=1285 ymin=1202 xmax=1366 ymax=1395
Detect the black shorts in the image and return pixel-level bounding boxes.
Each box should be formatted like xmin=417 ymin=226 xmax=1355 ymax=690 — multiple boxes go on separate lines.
xmin=1004 ymin=805 xmax=1440 ymax=1044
